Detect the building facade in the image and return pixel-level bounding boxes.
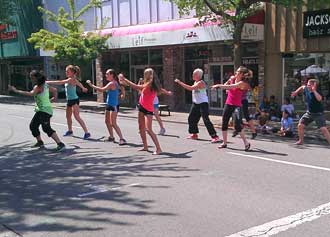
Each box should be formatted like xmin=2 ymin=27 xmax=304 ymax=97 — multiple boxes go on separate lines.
xmin=91 ymin=0 xmax=265 ymax=112
xmin=265 ymin=2 xmax=330 ymax=114
xmin=0 ymin=0 xmax=43 ymax=94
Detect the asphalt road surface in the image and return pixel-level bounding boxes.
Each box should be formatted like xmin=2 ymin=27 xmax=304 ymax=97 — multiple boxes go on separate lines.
xmin=0 ymin=103 xmax=330 ymax=237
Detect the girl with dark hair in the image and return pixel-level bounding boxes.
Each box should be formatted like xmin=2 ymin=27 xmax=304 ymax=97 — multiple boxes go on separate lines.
xmin=211 ymin=66 xmax=251 ymax=151
xmin=8 ymin=70 xmax=65 ymax=151
xmin=119 ymin=68 xmax=162 ymax=155
xmin=46 ymin=65 xmax=91 ymax=139
xmin=86 ymin=69 xmax=127 ymax=145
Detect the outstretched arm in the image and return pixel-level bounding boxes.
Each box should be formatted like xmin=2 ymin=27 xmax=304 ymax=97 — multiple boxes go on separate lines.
xmin=160 ymin=88 xmax=172 ymax=96
xmin=86 ymin=80 xmax=112 ymax=92
xmin=291 ymin=85 xmax=305 ymax=97
xmin=174 ymin=79 xmax=203 ymax=91
xmin=46 ymin=78 xmax=71 ymax=85
xmin=8 ymin=85 xmax=40 ymax=97
xmin=118 ymin=74 xmax=146 ymax=91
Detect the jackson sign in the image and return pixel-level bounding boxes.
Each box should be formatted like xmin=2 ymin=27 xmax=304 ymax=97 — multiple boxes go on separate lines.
xmin=303 ymin=9 xmax=330 ymax=38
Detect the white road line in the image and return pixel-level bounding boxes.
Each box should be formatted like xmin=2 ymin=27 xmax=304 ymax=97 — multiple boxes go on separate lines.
xmin=9 ymin=114 xmax=81 ymax=129
xmin=228 ymin=152 xmax=330 ymax=172
xmin=225 ymin=201 xmax=330 ymax=237
xmin=78 ymin=183 xmax=142 ymax=197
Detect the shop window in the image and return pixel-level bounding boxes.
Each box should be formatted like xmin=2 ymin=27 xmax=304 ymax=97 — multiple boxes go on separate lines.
xmin=131 ymin=50 xmax=148 ymax=65
xmin=149 ymin=49 xmax=163 ymax=65
xmin=185 ymin=46 xmax=209 ymax=60
xmin=284 ymin=53 xmax=330 ymax=111
xmin=242 ymin=43 xmax=258 ymax=57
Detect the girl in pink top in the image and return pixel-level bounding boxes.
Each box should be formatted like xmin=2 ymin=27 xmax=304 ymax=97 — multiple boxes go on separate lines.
xmin=119 ymin=68 xmax=162 ymax=155
xmin=211 ymin=66 xmax=251 ymax=151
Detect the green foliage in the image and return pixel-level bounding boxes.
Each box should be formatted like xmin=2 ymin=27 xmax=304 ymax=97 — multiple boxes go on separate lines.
xmin=172 ymin=0 xmax=308 ymax=68
xmin=28 ymin=0 xmax=110 ymax=64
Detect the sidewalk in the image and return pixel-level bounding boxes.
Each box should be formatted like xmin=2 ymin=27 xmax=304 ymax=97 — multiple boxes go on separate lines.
xmin=1 ymin=95 xmax=329 ymax=143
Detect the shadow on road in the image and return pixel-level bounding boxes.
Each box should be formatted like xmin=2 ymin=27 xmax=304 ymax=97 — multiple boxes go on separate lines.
xmin=0 ymin=141 xmax=198 ymax=235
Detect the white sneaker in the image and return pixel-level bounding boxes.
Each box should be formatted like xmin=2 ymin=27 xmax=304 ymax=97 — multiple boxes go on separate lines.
xmin=159 ymin=128 xmax=166 ymax=135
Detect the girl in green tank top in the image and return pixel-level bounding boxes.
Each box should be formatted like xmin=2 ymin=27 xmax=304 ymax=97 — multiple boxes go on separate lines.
xmin=8 ymin=70 xmax=65 ymax=151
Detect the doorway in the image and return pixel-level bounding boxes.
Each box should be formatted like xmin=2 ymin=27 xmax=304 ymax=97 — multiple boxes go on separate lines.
xmin=208 ymin=63 xmax=234 ymax=109
xmin=129 ymin=65 xmax=147 ymax=105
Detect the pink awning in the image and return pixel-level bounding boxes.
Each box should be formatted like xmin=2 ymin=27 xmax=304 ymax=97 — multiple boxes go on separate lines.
xmin=101 ymin=18 xmax=202 ymax=37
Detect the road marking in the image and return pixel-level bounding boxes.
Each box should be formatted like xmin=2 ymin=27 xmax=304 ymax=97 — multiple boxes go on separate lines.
xmin=225 ymin=201 xmax=330 ymax=236
xmin=228 ymin=152 xmax=330 ymax=172
xmin=9 ymin=114 xmax=81 ymax=129
xmin=78 ymin=183 xmax=142 ymax=197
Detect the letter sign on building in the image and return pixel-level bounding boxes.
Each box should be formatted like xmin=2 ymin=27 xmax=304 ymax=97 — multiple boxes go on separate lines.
xmin=303 ymin=9 xmax=330 ymax=38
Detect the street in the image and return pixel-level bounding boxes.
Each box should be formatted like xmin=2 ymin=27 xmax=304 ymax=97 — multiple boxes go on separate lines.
xmin=1 ymin=102 xmax=330 ymax=237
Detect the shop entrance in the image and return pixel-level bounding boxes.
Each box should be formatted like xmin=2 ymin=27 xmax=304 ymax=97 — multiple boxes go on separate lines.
xmin=130 ymin=65 xmax=147 ymax=106
xmin=208 ymin=63 xmax=234 ymax=109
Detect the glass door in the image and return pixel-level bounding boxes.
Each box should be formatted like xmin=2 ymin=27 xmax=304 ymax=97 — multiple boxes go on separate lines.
xmin=129 ymin=66 xmax=146 ymax=106
xmin=208 ymin=64 xmax=234 ymax=108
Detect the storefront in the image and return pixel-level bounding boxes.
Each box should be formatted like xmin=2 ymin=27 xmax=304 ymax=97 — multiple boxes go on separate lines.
xmin=265 ymin=4 xmax=330 ymax=115
xmin=97 ymin=15 xmax=264 ymax=111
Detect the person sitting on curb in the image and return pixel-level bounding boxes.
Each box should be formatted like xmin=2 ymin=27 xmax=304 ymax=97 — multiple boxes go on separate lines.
xmin=291 ymin=78 xmax=330 ymax=145
xmin=278 ymin=109 xmax=294 ymax=137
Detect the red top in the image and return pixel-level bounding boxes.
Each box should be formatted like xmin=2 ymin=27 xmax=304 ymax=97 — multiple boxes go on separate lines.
xmin=139 ymin=86 xmax=156 ymax=112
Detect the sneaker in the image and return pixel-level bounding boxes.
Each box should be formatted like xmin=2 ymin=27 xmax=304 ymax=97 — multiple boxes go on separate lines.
xmin=232 ymin=130 xmax=238 ymax=137
xmin=83 ymin=133 xmax=91 ymax=140
xmin=211 ymin=136 xmax=220 ymax=143
xmin=32 ymin=140 xmax=44 ymax=148
xmin=63 ymin=131 xmax=73 ymax=136
xmin=187 ymin=134 xmax=198 ymax=140
xmin=159 ymin=128 xmax=166 ymax=135
xmin=251 ymin=132 xmax=257 ymax=139
xmin=55 ymin=142 xmax=65 ymax=151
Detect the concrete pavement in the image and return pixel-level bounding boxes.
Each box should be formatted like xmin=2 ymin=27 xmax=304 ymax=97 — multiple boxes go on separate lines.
xmin=1 ymin=94 xmax=329 ymax=144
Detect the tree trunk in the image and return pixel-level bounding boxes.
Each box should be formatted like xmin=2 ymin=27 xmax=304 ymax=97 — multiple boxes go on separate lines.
xmin=233 ymin=21 xmax=244 ymax=70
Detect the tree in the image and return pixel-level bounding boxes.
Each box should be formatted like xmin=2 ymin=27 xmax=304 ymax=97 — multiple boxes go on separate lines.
xmin=172 ymin=0 xmax=312 ymax=69
xmin=28 ymin=0 xmax=110 ymax=65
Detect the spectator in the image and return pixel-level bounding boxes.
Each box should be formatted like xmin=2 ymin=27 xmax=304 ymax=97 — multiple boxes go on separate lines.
xmin=278 ymin=110 xmax=294 ymax=137
xmin=281 ymin=97 xmax=295 ymax=117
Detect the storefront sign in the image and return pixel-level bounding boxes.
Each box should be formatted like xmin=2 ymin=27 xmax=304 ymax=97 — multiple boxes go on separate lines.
xmin=107 ymin=25 xmax=232 ymax=49
xmin=303 ymin=9 xmax=330 ymax=38
xmin=0 ymin=30 xmax=17 ymax=40
xmin=241 ymin=23 xmax=264 ymax=41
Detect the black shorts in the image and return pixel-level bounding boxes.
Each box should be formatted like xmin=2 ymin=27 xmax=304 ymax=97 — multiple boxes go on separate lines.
xmin=67 ymin=98 xmax=80 ymax=107
xmin=106 ymin=105 xmax=119 ymax=112
xmin=137 ymin=103 xmax=153 ymax=115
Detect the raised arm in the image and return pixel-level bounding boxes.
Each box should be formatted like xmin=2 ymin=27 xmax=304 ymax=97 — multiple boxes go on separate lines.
xmin=291 ymin=85 xmax=305 ymax=97
xmin=118 ymin=74 xmax=145 ymax=91
xmin=46 ymin=78 xmax=71 ymax=85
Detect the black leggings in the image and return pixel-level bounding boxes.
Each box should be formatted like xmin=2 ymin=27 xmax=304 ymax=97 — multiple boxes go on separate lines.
xmin=241 ymin=99 xmax=251 ymax=122
xmin=222 ymin=104 xmax=243 ymax=132
xmin=188 ymin=102 xmax=217 ymax=137
xmin=30 ymin=111 xmax=55 ymax=137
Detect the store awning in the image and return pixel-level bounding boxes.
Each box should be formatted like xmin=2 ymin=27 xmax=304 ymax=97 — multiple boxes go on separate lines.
xmin=100 ymin=11 xmax=264 ymax=49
